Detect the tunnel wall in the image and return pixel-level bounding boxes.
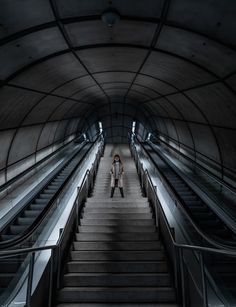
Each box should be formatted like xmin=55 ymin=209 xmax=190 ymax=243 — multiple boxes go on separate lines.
xmin=0 ymin=118 xmax=79 ymax=186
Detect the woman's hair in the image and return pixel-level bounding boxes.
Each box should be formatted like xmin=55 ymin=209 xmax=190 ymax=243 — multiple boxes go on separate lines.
xmin=112 ymin=154 xmax=122 ymax=163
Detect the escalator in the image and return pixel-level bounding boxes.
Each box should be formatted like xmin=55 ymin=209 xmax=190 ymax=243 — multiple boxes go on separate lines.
xmin=137 ymin=140 xmax=236 ymax=304
xmin=0 ymin=140 xmax=97 ymax=301
xmin=0 ymin=141 xmax=91 ymax=246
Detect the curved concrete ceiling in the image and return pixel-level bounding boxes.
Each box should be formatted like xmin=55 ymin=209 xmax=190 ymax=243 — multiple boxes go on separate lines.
xmin=0 ymin=0 xmax=236 ymax=184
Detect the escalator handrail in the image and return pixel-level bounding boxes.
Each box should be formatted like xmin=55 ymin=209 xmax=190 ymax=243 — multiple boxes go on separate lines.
xmin=151 ymin=135 xmax=236 ymax=196
xmin=132 ymin=137 xmax=236 ymax=250
xmin=0 ymin=135 xmax=102 ymax=249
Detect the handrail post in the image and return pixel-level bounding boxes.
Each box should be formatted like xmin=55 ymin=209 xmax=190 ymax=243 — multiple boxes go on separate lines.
xmin=199 ymin=251 xmax=208 ymax=307
xmin=26 ymin=252 xmax=35 ymax=307
xmin=76 ymin=186 xmax=80 ymax=227
xmin=57 ymin=228 xmax=63 ymax=289
xmin=48 ymin=248 xmax=55 ymax=307
xmin=154 ymin=185 xmax=159 ymax=227
xmin=174 ymin=246 xmax=181 ymax=302
xmin=179 ymin=248 xmax=187 ymax=307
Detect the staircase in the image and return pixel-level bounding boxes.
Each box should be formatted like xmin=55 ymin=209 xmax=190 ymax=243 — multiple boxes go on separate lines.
xmin=56 ymin=144 xmax=178 ymax=306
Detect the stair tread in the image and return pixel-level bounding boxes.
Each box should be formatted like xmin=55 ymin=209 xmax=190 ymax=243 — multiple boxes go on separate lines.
xmin=64 ymin=273 xmax=170 ymax=276
xmin=59 ymin=286 xmax=175 ymax=291
xmin=57 ymin=304 xmax=178 ymax=307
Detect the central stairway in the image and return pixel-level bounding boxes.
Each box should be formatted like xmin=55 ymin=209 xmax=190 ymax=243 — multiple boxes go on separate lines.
xmin=56 ymin=144 xmax=178 ymax=306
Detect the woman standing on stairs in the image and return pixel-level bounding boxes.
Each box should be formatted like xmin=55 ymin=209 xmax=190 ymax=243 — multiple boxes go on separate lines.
xmin=110 ymin=154 xmax=124 ymax=198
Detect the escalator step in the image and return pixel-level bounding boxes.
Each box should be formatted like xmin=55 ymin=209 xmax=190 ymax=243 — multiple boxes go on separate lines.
xmin=9 ymin=224 xmax=28 ymax=234
xmin=50 ymin=183 xmax=61 ymax=187
xmin=0 ymin=273 xmax=15 ymax=286
xmin=199 ymin=219 xmax=221 ymax=227
xmin=192 ymin=212 xmax=215 ymax=220
xmin=0 ymin=260 xmax=20 ymax=272
xmin=187 ymin=205 xmax=208 ymax=212
xmin=44 ymin=189 xmax=57 ymax=194
xmin=39 ymin=193 xmax=52 ymax=199
xmin=30 ymin=204 xmax=46 ymax=210
xmin=35 ymin=199 xmax=48 ymax=204
xmin=17 ymin=217 xmax=35 ymax=225
xmin=0 ymin=234 xmax=16 ymax=241
xmin=207 ymin=228 xmax=229 ymax=238
xmin=23 ymin=210 xmax=41 ymax=217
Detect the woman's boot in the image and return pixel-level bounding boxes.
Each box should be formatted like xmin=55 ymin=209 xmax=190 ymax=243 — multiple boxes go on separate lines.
xmin=110 ymin=187 xmax=115 ymax=198
xmin=119 ymin=187 xmax=124 ymax=198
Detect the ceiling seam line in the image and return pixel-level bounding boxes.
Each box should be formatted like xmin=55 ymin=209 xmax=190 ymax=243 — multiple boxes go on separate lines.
xmin=48 ymin=0 xmax=112 ymax=110
xmin=6 ymin=83 xmax=96 ymax=106
xmin=123 ymin=0 xmax=172 ymax=101
xmin=48 ymin=0 xmax=113 ymax=130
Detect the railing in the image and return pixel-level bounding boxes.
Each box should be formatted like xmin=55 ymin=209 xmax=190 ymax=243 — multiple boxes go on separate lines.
xmin=0 ymin=136 xmax=104 ymax=307
xmin=130 ymin=139 xmax=236 ymax=307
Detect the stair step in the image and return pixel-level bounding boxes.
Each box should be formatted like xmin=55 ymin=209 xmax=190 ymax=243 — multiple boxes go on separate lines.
xmin=56 ymin=304 xmax=179 ymax=307
xmin=82 ymin=213 xmax=153 ymax=219
xmin=76 ymin=233 xmax=159 ymax=241
xmin=70 ymin=251 xmax=165 ymax=261
xmin=57 ymin=287 xmax=176 ymax=303
xmin=86 ymin=199 xmax=148 ymax=203
xmin=78 ymin=225 xmax=157 ymax=233
xmin=80 ymin=219 xmax=155 ymax=226
xmin=63 ymin=273 xmax=171 ymax=287
xmin=73 ymin=241 xmax=162 ymax=251
xmin=83 ymin=208 xmax=151 ymax=213
xmin=85 ymin=203 xmax=149 ymax=208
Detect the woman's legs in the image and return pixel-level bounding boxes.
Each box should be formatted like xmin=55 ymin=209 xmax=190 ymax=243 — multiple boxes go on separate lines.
xmin=119 ymin=187 xmax=124 ymax=198
xmin=110 ymin=187 xmax=115 ymax=198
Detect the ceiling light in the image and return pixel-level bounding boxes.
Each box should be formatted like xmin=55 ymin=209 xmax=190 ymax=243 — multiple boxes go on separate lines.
xmin=101 ymin=8 xmax=120 ymax=27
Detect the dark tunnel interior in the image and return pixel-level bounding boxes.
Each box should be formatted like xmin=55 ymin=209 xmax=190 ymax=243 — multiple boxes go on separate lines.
xmin=0 ymin=0 xmax=236 ymax=187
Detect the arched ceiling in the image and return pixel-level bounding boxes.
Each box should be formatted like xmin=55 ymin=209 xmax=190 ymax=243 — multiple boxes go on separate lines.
xmin=0 ymin=0 xmax=236 ymax=183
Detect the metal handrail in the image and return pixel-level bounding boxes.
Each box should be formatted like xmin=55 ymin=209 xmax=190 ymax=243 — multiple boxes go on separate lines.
xmin=0 ymin=136 xmax=104 ymax=307
xmin=132 ymin=138 xmax=236 ymax=250
xmin=130 ymin=140 xmax=236 ymax=307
